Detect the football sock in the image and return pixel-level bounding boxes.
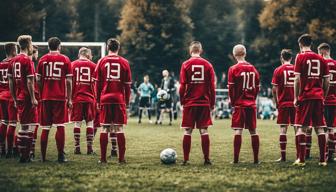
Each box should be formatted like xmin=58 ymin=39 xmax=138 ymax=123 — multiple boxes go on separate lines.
xmin=279 ymin=134 xmax=287 ymax=161
xmin=297 ymin=133 xmax=306 ymax=163
xmin=110 ymin=132 xmax=117 ymax=152
xmin=17 ymin=129 xmax=28 ymax=160
xmin=148 ymin=109 xmax=151 ymax=120
xmin=295 ymin=135 xmax=299 ymax=159
xmin=305 ymin=134 xmax=312 ymax=158
xmin=183 ymin=134 xmax=191 ymax=161
xmin=138 ymin=109 xmax=143 ymax=121
xmin=31 ymin=125 xmax=38 ymax=154
xmin=86 ymin=127 xmax=94 ymax=152
xmin=116 ymin=132 xmax=126 ymax=162
xmin=74 ymin=126 xmax=81 ymax=151
xmin=169 ymin=111 xmax=172 ymax=122
xmin=55 ymin=126 xmax=65 ymax=155
xmin=251 ymin=134 xmax=260 ymax=163
xmin=27 ymin=129 xmax=33 ymax=158
xmin=233 ymin=135 xmax=242 ymax=163
xmin=317 ymin=133 xmax=326 ymax=162
xmin=0 ymin=123 xmax=7 ymax=154
xmin=327 ymin=132 xmax=335 ymax=160
xmin=6 ymin=125 xmax=16 ymax=152
xmin=40 ymin=129 xmax=49 ymax=161
xmin=201 ymin=133 xmax=210 ymax=161
xmin=156 ymin=111 xmax=161 ymax=122
xmin=100 ymin=132 xmax=108 ymax=162
xmin=93 ymin=127 xmax=98 ymax=136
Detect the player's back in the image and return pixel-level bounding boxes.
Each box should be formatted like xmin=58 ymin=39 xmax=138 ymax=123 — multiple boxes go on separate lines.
xmin=294 ymin=51 xmax=329 ymax=101
xmin=96 ymin=55 xmax=131 ymax=104
xmin=0 ymin=58 xmax=12 ymax=100
xmin=37 ymin=52 xmax=72 ymax=101
xmin=325 ymin=59 xmax=336 ymax=105
xmin=228 ymin=62 xmax=260 ymax=107
xmin=71 ymin=59 xmax=96 ymax=103
xmin=180 ymin=57 xmax=215 ymax=107
xmin=272 ymin=64 xmax=295 ymax=107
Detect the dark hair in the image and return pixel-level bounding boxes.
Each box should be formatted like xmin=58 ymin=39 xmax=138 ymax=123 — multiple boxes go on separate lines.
xmin=189 ymin=41 xmax=202 ymax=53
xmin=281 ymin=49 xmax=292 ymax=61
xmin=107 ymin=38 xmax=120 ymax=52
xmin=48 ymin=37 xmax=61 ymax=51
xmin=298 ymin=34 xmax=312 ymax=47
xmin=4 ymin=43 xmax=17 ymax=56
xmin=17 ymin=35 xmax=32 ymax=50
xmin=318 ymin=43 xmax=330 ymax=51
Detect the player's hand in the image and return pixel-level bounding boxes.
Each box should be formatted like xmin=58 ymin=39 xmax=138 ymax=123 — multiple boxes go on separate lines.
xmin=13 ymin=100 xmax=17 ymax=108
xmin=31 ymin=98 xmax=38 ymax=107
xmin=293 ymin=98 xmax=299 ymax=107
xmin=96 ymin=103 xmax=101 ymax=110
xmin=67 ymin=99 xmax=73 ymax=109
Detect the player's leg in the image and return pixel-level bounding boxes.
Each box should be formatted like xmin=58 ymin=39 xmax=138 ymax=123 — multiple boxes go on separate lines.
xmin=0 ymin=122 xmax=7 ymax=157
xmin=17 ymin=125 xmax=31 ymax=163
xmin=305 ymin=127 xmax=313 ymax=159
xmin=182 ymin=128 xmax=192 ymax=165
xmin=196 ymin=106 xmax=212 ymax=165
xmin=199 ymin=128 xmax=211 ymax=165
xmin=86 ymin=120 xmax=95 ymax=155
xmin=247 ymin=107 xmax=259 ymax=164
xmin=99 ymin=125 xmax=109 ymax=163
xmin=276 ymin=108 xmax=289 ymax=162
xmin=109 ymin=130 xmax=118 ymax=158
xmin=114 ymin=125 xmax=126 ymax=163
xmin=233 ymin=129 xmax=243 ymax=164
xmin=167 ymin=99 xmax=173 ymax=125
xmin=71 ymin=103 xmax=82 ymax=154
xmin=40 ymin=101 xmax=53 ymax=162
xmin=138 ymin=98 xmax=143 ymax=124
xmin=52 ymin=101 xmax=67 ymax=163
xmin=146 ymin=97 xmax=152 ymax=123
xmin=6 ymin=122 xmax=17 ymax=158
xmin=249 ymin=129 xmax=260 ymax=164
xmin=30 ymin=124 xmax=39 ymax=159
xmin=277 ymin=125 xmax=288 ymax=162
xmin=231 ymin=107 xmax=244 ymax=164
xmin=326 ymin=127 xmax=335 ymax=162
xmin=295 ymin=126 xmax=307 ymax=165
xmin=315 ymin=127 xmax=327 ymax=165
xmin=73 ymin=121 xmax=82 ymax=154
xmin=138 ymin=108 xmax=143 ymax=124
xmin=155 ymin=101 xmax=162 ymax=124
xmin=313 ymin=100 xmax=328 ymax=166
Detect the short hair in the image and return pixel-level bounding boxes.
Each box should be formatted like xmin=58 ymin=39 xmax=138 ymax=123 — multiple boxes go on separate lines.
xmin=298 ymin=34 xmax=312 ymax=47
xmin=318 ymin=43 xmax=330 ymax=51
xmin=4 ymin=43 xmax=17 ymax=56
xmin=17 ymin=35 xmax=32 ymax=50
xmin=107 ymin=38 xmax=120 ymax=52
xmin=189 ymin=41 xmax=202 ymax=53
xmin=281 ymin=49 xmax=292 ymax=61
xmin=48 ymin=37 xmax=61 ymax=51
xmin=233 ymin=44 xmax=246 ymax=57
xmin=78 ymin=47 xmax=91 ymax=57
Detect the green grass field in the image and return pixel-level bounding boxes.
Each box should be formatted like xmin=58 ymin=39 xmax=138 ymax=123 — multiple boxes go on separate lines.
xmin=1 ymin=118 xmax=336 ymax=192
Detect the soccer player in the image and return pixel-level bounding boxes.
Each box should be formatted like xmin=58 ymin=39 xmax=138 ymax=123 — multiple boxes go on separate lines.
xmin=36 ymin=37 xmax=73 ymax=163
xmin=318 ymin=43 xmax=336 ymax=162
xmin=71 ymin=47 xmax=96 ymax=155
xmin=293 ymin=34 xmax=330 ymax=166
xmin=0 ymin=43 xmax=17 ymax=158
xmin=179 ymin=41 xmax=215 ymax=165
xmin=138 ymin=75 xmax=154 ymax=124
xmin=272 ymin=49 xmax=296 ymax=162
xmin=8 ymin=35 xmax=38 ymax=163
xmin=228 ymin=44 xmax=260 ymax=164
xmin=95 ymin=38 xmax=131 ymax=163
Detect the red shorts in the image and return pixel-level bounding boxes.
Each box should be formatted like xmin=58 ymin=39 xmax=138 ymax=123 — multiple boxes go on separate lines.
xmin=277 ymin=107 xmax=295 ymax=125
xmin=231 ymin=107 xmax=256 ymax=130
xmin=94 ymin=110 xmax=101 ymax=128
xmin=324 ymin=105 xmax=336 ymax=127
xmin=40 ymin=100 xmax=67 ymax=126
xmin=0 ymin=100 xmax=9 ymax=122
xmin=17 ymin=100 xmax=38 ymax=125
xmin=71 ymin=102 xmax=95 ymax=122
xmin=295 ymin=100 xmax=325 ymax=127
xmin=100 ymin=104 xmax=127 ymax=126
xmin=181 ymin=106 xmax=212 ymax=129
xmin=8 ymin=100 xmax=17 ymax=123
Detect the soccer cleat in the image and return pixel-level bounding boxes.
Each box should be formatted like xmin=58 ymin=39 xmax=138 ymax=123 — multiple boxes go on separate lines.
xmin=119 ymin=160 xmax=126 ymax=164
xmin=98 ymin=160 xmax=107 ymax=164
xmin=29 ymin=153 xmax=36 ymax=162
xmin=292 ymin=160 xmax=305 ymax=167
xmin=254 ymin=161 xmax=261 ymax=165
xmin=275 ymin=158 xmax=286 ymax=163
xmin=74 ymin=148 xmax=81 ymax=155
xmin=58 ymin=152 xmax=68 ymax=163
xmin=318 ymin=162 xmax=327 ymax=167
xmin=181 ymin=161 xmax=189 ymax=166
xmin=204 ymin=159 xmax=212 ymax=166
xmin=230 ymin=161 xmax=239 ymax=164
xmin=169 ymin=122 xmax=172 ymax=126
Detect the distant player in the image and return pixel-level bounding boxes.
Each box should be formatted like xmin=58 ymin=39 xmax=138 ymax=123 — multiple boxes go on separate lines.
xmin=293 ymin=34 xmax=330 ymax=166
xmin=228 ymin=44 xmax=260 ymax=164
xmin=271 ymin=49 xmax=296 ymax=162
xmin=0 ymin=43 xmax=17 ymax=158
xmin=95 ymin=38 xmax=131 ymax=163
xmin=179 ymin=41 xmax=216 ymax=165
xmin=37 ymin=37 xmax=73 ymax=163
xmin=138 ymin=75 xmax=154 ymax=124
xmin=318 ymin=43 xmax=336 ymax=162
xmin=8 ymin=35 xmax=38 ymax=163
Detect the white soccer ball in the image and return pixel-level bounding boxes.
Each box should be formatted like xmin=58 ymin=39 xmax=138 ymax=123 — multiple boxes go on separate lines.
xmin=160 ymin=148 xmax=177 ymax=164
xmin=157 ymin=90 xmax=169 ymax=101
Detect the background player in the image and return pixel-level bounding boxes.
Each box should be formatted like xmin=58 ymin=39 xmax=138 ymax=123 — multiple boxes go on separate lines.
xmin=272 ymin=49 xmax=296 ymax=162
xmin=95 ymin=38 xmax=131 ymax=164
xmin=318 ymin=43 xmax=336 ymax=162
xmin=179 ymin=41 xmax=215 ymax=165
xmin=37 ymin=37 xmax=73 ymax=163
xmin=228 ymin=44 xmax=260 ymax=164
xmin=71 ymin=47 xmax=96 ymax=155
xmin=138 ymin=75 xmax=154 ymax=124
xmin=293 ymin=34 xmax=330 ymax=166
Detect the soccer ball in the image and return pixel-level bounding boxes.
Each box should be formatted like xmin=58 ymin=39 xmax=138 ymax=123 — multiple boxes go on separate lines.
xmin=160 ymin=148 xmax=177 ymax=164
xmin=157 ymin=90 xmax=169 ymax=101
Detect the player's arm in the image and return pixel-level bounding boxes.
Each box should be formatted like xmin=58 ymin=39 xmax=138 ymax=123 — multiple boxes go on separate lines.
xmin=209 ymin=67 xmax=216 ymax=109
xmin=65 ymin=59 xmax=73 ymax=108
xmin=293 ymin=74 xmax=300 ymax=106
xmin=179 ymin=65 xmax=186 ymax=105
xmin=272 ymin=85 xmax=278 ymax=107
xmin=36 ymin=59 xmax=43 ymax=91
xmin=8 ymin=75 xmax=17 ymax=106
xmin=228 ymin=68 xmax=235 ymax=106
xmin=27 ymin=76 xmax=38 ymax=107
xmin=124 ymin=63 xmax=132 ymax=106
xmin=323 ymin=76 xmax=330 ymax=98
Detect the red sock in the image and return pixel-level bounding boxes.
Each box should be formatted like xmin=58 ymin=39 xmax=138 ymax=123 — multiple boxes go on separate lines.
xmin=318 ymin=133 xmax=326 ymax=162
xmin=0 ymin=123 xmax=7 ymax=153
xmin=74 ymin=127 xmax=81 ymax=150
xmin=279 ymin=134 xmax=287 ymax=161
xmin=297 ymin=134 xmax=306 ymax=163
xmin=55 ymin=126 xmax=65 ymax=155
xmin=100 ymin=132 xmax=108 ymax=162
xmin=27 ymin=130 xmax=33 ymax=157
xmin=295 ymin=135 xmax=299 ymax=159
xmin=86 ymin=127 xmax=94 ymax=152
xmin=233 ymin=135 xmax=242 ymax=163
xmin=17 ymin=129 xmax=29 ymax=160
xmin=6 ymin=125 xmax=16 ymax=151
xmin=183 ymin=134 xmax=191 ymax=161
xmin=306 ymin=134 xmax=312 ymax=158
xmin=201 ymin=133 xmax=210 ymax=161
xmin=328 ymin=133 xmax=335 ymax=160
xmin=110 ymin=132 xmax=117 ymax=151
xmin=251 ymin=134 xmax=260 ymax=163
xmin=40 ymin=129 xmax=50 ymax=161
xmin=116 ymin=132 xmax=126 ymax=162
xmin=31 ymin=125 xmax=38 ymax=154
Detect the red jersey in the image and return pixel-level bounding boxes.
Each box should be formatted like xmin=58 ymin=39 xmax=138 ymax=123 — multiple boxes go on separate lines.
xmin=179 ymin=56 xmax=216 ymax=108
xmin=7 ymin=53 xmax=35 ymax=101
xmin=95 ymin=55 xmax=132 ymax=105
xmin=325 ymin=59 xmax=336 ymax=105
xmin=228 ymin=61 xmax=260 ymax=107
xmin=37 ymin=51 xmax=72 ymax=101
xmin=271 ymin=63 xmax=295 ymax=108
xmin=71 ymin=58 xmax=96 ymax=103
xmin=294 ymin=51 xmax=329 ymax=101
xmin=0 ymin=58 xmax=13 ymax=101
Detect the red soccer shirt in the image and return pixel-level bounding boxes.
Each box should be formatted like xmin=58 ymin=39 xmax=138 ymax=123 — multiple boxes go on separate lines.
xmin=37 ymin=51 xmax=72 ymax=101
xmin=71 ymin=58 xmax=96 ymax=103
xmin=95 ymin=55 xmax=132 ymax=105
xmin=228 ymin=61 xmax=260 ymax=107
xmin=179 ymin=56 xmax=216 ymax=108
xmin=271 ymin=63 xmax=295 ymax=108
xmin=0 ymin=58 xmax=13 ymax=101
xmin=7 ymin=53 xmax=35 ymax=101
xmin=324 ymin=59 xmax=336 ymax=105
xmin=294 ymin=51 xmax=329 ymax=101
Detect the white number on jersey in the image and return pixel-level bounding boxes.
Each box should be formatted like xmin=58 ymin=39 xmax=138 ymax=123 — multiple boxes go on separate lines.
xmin=283 ymin=70 xmax=295 ymax=85
xmin=307 ymin=59 xmax=320 ymax=76
xmin=0 ymin=69 xmax=8 ymax=83
xmin=75 ymin=67 xmax=91 ymax=82
xmin=44 ymin=62 xmax=64 ymax=77
xmin=191 ymin=65 xmax=204 ymax=81
xmin=14 ymin=62 xmax=21 ymax=78
xmin=241 ymin=72 xmax=255 ymax=90
xmin=330 ymin=69 xmax=336 ymax=84
xmin=105 ymin=63 xmax=120 ymax=80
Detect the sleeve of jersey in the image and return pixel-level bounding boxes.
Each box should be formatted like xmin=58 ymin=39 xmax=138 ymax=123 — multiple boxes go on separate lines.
xmin=179 ymin=65 xmax=186 ymax=104
xmin=7 ymin=61 xmax=13 ymax=77
xmin=227 ymin=67 xmax=234 ymax=86
xmin=26 ymin=60 xmax=35 ymax=78
xmin=294 ymin=55 xmax=301 ymax=75
xmin=228 ymin=67 xmax=236 ymax=105
xmin=255 ymin=70 xmax=261 ymax=95
xmin=271 ymin=69 xmax=278 ymax=86
xmin=209 ymin=67 xmax=216 ymax=108
xmin=66 ymin=58 xmax=73 ymax=77
xmin=322 ymin=58 xmax=330 ymax=78
xmin=124 ymin=62 xmax=132 ymax=85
